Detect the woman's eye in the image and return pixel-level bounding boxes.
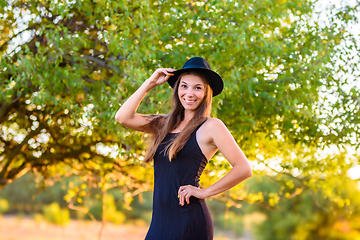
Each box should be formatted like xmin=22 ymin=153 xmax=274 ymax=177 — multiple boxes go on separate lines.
xmin=195 ymin=87 xmax=202 ymax=90
xmin=181 ymin=84 xmax=187 ymax=88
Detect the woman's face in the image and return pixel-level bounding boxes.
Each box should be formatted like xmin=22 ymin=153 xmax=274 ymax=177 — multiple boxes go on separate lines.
xmin=177 ymin=74 xmax=206 ymax=111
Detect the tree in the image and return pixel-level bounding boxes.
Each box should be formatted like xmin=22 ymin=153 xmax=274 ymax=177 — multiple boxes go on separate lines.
xmin=0 ymin=0 xmax=359 ymax=217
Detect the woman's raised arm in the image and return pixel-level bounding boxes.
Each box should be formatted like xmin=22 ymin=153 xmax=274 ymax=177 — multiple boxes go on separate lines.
xmin=115 ymin=68 xmax=174 ymax=133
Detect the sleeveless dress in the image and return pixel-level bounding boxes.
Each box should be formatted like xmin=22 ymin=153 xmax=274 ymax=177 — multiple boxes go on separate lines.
xmin=145 ymin=121 xmax=214 ymax=240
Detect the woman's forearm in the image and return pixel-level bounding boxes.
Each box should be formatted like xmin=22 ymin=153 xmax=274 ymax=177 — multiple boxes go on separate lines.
xmin=178 ymin=163 xmax=252 ymax=206
xmin=115 ymin=80 xmax=152 ymax=124
xmin=204 ymin=163 xmax=252 ymax=198
xmin=115 ymin=68 xmax=173 ymax=128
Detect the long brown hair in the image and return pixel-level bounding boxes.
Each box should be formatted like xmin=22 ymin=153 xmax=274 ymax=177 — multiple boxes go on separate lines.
xmin=143 ymin=71 xmax=213 ymax=163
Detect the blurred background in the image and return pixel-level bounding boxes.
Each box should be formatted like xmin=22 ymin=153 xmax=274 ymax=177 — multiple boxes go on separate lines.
xmin=1 ymin=0 xmax=359 ymax=239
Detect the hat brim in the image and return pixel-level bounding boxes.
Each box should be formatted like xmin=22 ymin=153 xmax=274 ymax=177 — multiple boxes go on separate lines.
xmin=167 ymin=68 xmax=223 ymax=97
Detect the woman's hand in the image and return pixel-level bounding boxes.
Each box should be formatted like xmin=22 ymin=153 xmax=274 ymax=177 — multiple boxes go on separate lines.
xmin=146 ymin=68 xmax=175 ymax=89
xmin=178 ymin=185 xmax=210 ymax=206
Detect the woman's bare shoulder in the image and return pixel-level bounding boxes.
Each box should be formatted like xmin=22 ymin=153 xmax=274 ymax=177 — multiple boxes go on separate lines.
xmin=203 ymin=117 xmax=227 ymax=130
xmin=198 ymin=118 xmax=228 ymax=141
xmin=203 ymin=117 xmax=235 ymax=142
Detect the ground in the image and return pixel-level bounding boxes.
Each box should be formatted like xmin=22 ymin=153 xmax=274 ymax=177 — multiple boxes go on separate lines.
xmin=0 ymin=215 xmax=248 ymax=240
xmin=0 ymin=216 xmax=147 ymax=240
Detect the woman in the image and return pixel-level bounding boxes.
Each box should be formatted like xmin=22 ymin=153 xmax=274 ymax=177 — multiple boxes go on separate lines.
xmin=115 ymin=57 xmax=252 ymax=240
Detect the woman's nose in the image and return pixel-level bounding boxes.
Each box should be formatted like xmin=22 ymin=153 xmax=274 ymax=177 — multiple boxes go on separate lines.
xmin=185 ymin=89 xmax=194 ymax=96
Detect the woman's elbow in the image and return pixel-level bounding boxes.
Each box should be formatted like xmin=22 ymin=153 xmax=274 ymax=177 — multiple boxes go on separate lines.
xmin=247 ymin=167 xmax=253 ymax=178
xmin=243 ymin=164 xmax=253 ymax=179
xmin=115 ymin=111 xmax=125 ymax=125
xmin=234 ymin=162 xmax=252 ymax=179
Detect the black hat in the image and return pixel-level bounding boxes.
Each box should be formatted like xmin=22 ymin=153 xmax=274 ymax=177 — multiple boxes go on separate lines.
xmin=167 ymin=57 xmax=223 ymax=96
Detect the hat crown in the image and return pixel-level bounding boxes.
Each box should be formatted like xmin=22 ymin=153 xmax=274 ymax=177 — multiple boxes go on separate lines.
xmin=183 ymin=57 xmax=211 ymax=70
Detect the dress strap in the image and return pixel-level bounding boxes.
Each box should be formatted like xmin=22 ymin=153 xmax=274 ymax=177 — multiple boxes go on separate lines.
xmin=194 ymin=118 xmax=208 ymax=132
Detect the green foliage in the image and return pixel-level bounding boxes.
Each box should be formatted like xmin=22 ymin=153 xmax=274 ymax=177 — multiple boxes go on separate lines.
xmin=42 ymin=202 xmax=70 ymax=226
xmin=103 ymin=194 xmax=126 ymax=224
xmin=0 ymin=172 xmax=70 ymax=212
xmin=215 ymin=210 xmax=245 ymax=237
xmin=121 ymin=191 xmax=153 ymax=224
xmin=0 ymin=0 xmax=358 ymax=182
xmin=247 ymin=175 xmax=360 ymax=240
xmin=0 ymin=198 xmax=9 ymax=214
xmin=89 ymin=194 xmax=126 ymax=224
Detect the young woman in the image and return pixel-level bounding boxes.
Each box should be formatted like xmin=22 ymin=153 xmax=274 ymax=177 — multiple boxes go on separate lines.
xmin=115 ymin=57 xmax=252 ymax=240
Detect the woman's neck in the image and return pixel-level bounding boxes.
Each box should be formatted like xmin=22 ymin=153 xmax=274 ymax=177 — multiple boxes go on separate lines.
xmin=183 ymin=110 xmax=195 ymax=123
xmin=171 ymin=111 xmax=194 ymax=133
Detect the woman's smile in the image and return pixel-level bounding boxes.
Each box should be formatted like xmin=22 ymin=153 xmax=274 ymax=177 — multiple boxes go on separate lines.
xmin=184 ymin=98 xmax=197 ymax=104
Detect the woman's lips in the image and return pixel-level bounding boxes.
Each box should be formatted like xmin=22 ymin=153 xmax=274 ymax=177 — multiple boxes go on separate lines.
xmin=184 ymin=99 xmax=196 ymax=104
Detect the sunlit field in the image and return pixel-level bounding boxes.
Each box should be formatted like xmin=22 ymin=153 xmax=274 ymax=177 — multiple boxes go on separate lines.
xmin=0 ymin=216 xmax=147 ymax=240
xmin=0 ymin=216 xmax=247 ymax=240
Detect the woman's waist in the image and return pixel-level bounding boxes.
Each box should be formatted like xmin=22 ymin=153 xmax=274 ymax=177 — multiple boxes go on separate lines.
xmin=152 ymin=181 xmax=200 ymax=205
xmin=153 ymin=190 xmax=200 ymax=210
xmin=153 ymin=176 xmax=200 ymax=188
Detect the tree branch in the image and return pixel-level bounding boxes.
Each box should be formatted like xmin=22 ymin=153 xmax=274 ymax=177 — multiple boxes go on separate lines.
xmin=0 ymin=124 xmax=44 ymax=180
xmin=0 ymin=92 xmax=22 ymax=124
xmin=83 ymin=55 xmax=121 ymax=74
xmin=0 ymin=24 xmax=38 ymax=52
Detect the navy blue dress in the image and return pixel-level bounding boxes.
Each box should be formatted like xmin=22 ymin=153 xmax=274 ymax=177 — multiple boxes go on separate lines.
xmin=145 ymin=122 xmax=214 ymax=240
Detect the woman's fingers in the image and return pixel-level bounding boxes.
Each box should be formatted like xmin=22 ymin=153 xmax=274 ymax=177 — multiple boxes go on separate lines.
xmin=159 ymin=68 xmax=175 ymax=79
xmin=163 ymin=68 xmax=175 ymax=74
xmin=185 ymin=193 xmax=190 ymax=204
xmin=157 ymin=68 xmax=174 ymax=76
xmin=178 ymin=186 xmax=186 ymax=206
xmin=178 ymin=185 xmax=195 ymax=206
xmin=178 ymin=188 xmax=185 ymax=206
xmin=149 ymin=68 xmax=175 ymax=86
